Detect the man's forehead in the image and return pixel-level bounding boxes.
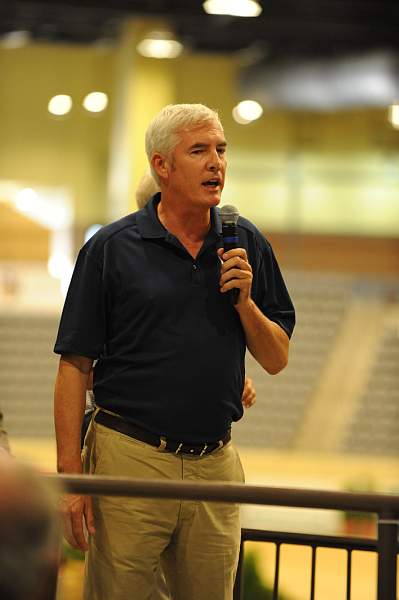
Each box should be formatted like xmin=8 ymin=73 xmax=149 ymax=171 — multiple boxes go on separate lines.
xmin=179 ymin=120 xmax=226 ymax=143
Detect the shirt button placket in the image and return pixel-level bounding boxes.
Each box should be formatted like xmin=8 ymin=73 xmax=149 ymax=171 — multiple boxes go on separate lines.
xmin=191 ymin=262 xmax=200 ymax=286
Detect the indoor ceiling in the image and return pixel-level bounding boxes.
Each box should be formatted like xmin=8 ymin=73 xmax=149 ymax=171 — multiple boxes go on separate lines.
xmin=2 ymin=0 xmax=399 ymax=63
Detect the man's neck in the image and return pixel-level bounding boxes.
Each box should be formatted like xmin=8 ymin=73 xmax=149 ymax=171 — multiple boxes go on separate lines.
xmin=157 ymin=197 xmax=212 ymax=259
xmin=157 ymin=199 xmax=211 ymax=244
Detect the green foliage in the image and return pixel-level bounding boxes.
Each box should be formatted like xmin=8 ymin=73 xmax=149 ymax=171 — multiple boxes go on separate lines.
xmin=62 ymin=540 xmax=85 ymax=562
xmin=243 ymin=551 xmax=273 ymax=600
xmin=243 ymin=551 xmax=291 ymax=600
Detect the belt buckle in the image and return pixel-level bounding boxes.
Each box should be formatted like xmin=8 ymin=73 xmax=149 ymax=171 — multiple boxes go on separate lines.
xmin=176 ymin=442 xmax=207 ymax=456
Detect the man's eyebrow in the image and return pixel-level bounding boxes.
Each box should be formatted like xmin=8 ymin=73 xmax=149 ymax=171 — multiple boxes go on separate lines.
xmin=188 ymin=141 xmax=227 ymax=150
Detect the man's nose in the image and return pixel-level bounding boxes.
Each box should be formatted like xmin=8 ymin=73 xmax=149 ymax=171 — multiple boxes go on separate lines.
xmin=207 ymin=150 xmax=222 ymax=170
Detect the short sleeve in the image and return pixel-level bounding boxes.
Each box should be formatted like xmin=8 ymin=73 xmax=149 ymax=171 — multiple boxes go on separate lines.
xmin=54 ymin=248 xmax=106 ymax=358
xmin=252 ymin=241 xmax=295 ymax=339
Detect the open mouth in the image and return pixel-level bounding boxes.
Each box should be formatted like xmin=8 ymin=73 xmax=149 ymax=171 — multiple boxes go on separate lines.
xmin=202 ymin=178 xmax=221 ymax=188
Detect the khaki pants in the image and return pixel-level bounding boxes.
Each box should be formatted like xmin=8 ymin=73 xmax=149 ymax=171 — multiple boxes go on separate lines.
xmin=83 ymin=422 xmax=244 ymax=600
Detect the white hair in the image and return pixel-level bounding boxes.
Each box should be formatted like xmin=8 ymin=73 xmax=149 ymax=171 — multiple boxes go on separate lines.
xmin=135 ymin=170 xmax=160 ymax=209
xmin=145 ymin=103 xmax=223 ymax=184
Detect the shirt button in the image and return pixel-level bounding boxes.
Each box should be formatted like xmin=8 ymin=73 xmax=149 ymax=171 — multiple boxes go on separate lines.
xmin=192 ymin=264 xmax=197 ymax=270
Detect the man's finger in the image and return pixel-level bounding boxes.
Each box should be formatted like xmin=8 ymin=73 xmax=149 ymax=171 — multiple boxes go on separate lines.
xmin=220 ymin=255 xmax=251 ymax=272
xmin=220 ymin=267 xmax=252 ymax=284
xmin=84 ymin=497 xmax=96 ymax=536
xmin=243 ymin=393 xmax=256 ymax=408
xmin=62 ymin=512 xmax=82 ymax=550
xmin=220 ymin=248 xmax=248 ymax=261
xmin=61 ymin=495 xmax=90 ymax=552
xmin=70 ymin=509 xmax=89 ymax=551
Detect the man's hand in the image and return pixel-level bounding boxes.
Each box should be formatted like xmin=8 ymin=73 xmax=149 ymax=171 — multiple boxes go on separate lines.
xmin=218 ymin=247 xmax=289 ymax=374
xmin=54 ymin=354 xmax=95 ymax=551
xmin=59 ymin=493 xmax=95 ymax=552
xmin=218 ymin=247 xmax=253 ymax=305
xmin=242 ymin=377 xmax=256 ymax=409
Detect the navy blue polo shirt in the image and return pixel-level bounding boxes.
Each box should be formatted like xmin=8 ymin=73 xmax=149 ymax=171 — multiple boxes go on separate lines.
xmin=54 ymin=194 xmax=295 ymax=443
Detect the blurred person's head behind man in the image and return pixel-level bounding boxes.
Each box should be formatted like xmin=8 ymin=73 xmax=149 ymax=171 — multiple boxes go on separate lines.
xmin=135 ymin=169 xmax=160 ymax=209
xmin=0 ymin=455 xmax=60 ymax=600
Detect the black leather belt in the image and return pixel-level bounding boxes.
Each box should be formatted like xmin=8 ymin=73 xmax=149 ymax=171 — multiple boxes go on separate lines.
xmin=94 ymin=410 xmax=231 ymax=456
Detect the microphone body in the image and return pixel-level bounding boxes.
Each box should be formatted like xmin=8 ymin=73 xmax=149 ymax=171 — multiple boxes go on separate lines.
xmin=220 ymin=205 xmax=240 ymax=305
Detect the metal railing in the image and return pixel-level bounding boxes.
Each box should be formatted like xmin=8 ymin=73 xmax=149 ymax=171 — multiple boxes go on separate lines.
xmin=235 ymin=528 xmax=395 ymax=600
xmin=46 ymin=474 xmax=399 ymax=600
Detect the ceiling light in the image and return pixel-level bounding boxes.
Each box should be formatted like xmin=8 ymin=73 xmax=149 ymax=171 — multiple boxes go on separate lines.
xmin=388 ymin=104 xmax=399 ymax=129
xmin=1 ymin=30 xmax=31 ymax=49
xmin=48 ymin=94 xmax=73 ymax=116
xmin=137 ymin=31 xmax=183 ymax=59
xmin=83 ymin=92 xmax=108 ymax=113
xmin=232 ymin=100 xmax=263 ymax=124
xmin=203 ymin=0 xmax=262 ymax=17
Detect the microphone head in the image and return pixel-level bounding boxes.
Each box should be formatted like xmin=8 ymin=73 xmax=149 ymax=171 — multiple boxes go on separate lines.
xmin=220 ymin=204 xmax=239 ymax=225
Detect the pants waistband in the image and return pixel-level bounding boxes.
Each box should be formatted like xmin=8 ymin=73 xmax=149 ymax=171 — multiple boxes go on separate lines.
xmin=94 ymin=410 xmax=231 ymax=456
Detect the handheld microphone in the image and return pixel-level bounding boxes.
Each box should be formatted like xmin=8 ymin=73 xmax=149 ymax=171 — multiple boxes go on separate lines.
xmin=220 ymin=205 xmax=240 ymax=305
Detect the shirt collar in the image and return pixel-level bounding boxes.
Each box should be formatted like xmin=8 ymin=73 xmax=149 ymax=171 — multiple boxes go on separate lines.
xmin=136 ymin=192 xmax=222 ymax=239
xmin=136 ymin=193 xmax=167 ymax=239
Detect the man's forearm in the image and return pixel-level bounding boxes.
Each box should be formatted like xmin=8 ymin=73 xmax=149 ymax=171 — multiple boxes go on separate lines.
xmin=236 ymin=298 xmax=289 ymax=375
xmin=54 ymin=356 xmax=92 ymax=473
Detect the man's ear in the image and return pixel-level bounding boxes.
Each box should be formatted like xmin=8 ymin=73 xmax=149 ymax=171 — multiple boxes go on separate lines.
xmin=151 ymin=153 xmax=169 ymax=182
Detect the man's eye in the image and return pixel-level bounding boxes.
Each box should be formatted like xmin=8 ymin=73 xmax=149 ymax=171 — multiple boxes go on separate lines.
xmin=217 ymin=148 xmax=226 ymax=155
xmin=191 ymin=149 xmax=203 ymax=155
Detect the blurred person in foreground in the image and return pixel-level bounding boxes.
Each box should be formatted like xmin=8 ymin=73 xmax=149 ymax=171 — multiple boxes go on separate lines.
xmin=54 ymin=103 xmax=295 ymax=600
xmin=0 ymin=453 xmax=60 ymax=600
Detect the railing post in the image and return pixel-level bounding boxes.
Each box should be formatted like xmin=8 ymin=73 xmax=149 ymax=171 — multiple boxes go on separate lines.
xmin=377 ymin=511 xmax=398 ymax=600
xmin=233 ymin=539 xmax=244 ymax=600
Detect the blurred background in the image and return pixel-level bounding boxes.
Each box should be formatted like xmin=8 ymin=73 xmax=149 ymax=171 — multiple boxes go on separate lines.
xmin=0 ymin=1 xmax=398 ymax=598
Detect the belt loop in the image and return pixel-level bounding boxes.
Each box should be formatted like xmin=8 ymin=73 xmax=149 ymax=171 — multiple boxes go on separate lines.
xmin=157 ymin=436 xmax=167 ymax=452
xmin=97 ymin=406 xmax=123 ymax=419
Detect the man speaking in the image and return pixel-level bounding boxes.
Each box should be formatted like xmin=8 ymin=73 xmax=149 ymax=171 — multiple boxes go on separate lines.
xmin=54 ymin=103 xmax=295 ymax=600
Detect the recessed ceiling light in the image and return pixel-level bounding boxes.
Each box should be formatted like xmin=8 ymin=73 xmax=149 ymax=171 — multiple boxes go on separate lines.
xmin=203 ymin=0 xmax=262 ymax=17
xmin=232 ymin=100 xmax=263 ymax=124
xmin=48 ymin=94 xmax=73 ymax=116
xmin=137 ymin=31 xmax=183 ymax=59
xmin=83 ymin=92 xmax=108 ymax=113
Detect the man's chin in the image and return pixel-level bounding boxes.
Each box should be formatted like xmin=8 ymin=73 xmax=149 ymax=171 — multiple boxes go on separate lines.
xmin=205 ymin=191 xmax=222 ymax=206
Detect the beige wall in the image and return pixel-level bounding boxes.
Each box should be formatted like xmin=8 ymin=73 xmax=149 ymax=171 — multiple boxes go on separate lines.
xmin=0 ymin=44 xmax=114 ymax=225
xmin=0 ymin=203 xmax=49 ymax=260
xmin=0 ymin=39 xmax=398 ymax=243
xmin=268 ymin=231 xmax=399 ymax=274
